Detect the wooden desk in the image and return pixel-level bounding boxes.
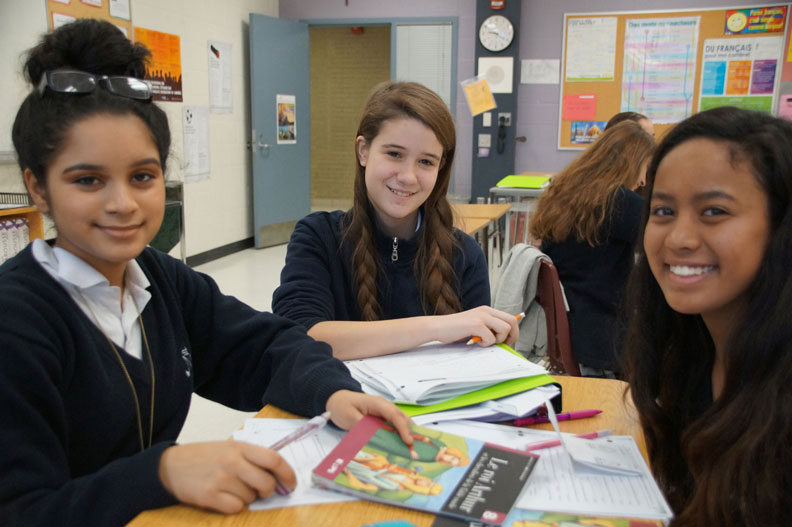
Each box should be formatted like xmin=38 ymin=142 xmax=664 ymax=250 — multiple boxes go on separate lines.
xmin=451 ymin=203 xmax=511 ymax=264
xmin=451 ymin=203 xmax=511 ymax=220
xmin=453 ymin=216 xmax=489 ymax=237
xmin=130 ymin=376 xmax=644 ymax=527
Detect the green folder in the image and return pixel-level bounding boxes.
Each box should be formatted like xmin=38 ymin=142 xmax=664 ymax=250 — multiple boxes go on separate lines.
xmin=496 ymin=174 xmax=552 ymax=189
xmin=395 ymin=344 xmax=561 ymax=417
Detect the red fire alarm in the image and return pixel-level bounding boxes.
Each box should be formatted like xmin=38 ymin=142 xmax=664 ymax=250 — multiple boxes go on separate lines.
xmin=350 ymin=26 xmax=364 ymax=34
xmin=490 ymin=0 xmax=504 ymax=9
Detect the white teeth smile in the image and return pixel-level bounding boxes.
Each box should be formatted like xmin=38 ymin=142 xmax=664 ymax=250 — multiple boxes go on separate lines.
xmin=669 ymin=265 xmax=715 ymax=276
xmin=389 ymin=188 xmax=413 ymax=197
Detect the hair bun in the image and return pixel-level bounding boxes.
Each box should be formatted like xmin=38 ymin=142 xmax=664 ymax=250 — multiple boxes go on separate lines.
xmin=24 ymin=18 xmax=150 ymax=87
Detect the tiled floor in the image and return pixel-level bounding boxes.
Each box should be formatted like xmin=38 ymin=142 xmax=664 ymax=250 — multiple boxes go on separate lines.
xmin=177 ymin=244 xmax=288 ymax=443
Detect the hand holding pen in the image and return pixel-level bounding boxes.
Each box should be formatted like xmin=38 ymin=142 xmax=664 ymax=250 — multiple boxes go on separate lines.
xmin=467 ymin=311 xmax=525 ymax=345
xmin=268 ymin=411 xmax=331 ymax=495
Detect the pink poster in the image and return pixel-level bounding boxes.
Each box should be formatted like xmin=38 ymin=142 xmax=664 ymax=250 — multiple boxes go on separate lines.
xmin=562 ymin=94 xmax=596 ymax=121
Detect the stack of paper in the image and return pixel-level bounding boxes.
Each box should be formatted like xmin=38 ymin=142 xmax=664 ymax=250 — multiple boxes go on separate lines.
xmin=345 ymin=342 xmax=548 ymax=406
xmin=412 ymin=384 xmax=559 ymax=425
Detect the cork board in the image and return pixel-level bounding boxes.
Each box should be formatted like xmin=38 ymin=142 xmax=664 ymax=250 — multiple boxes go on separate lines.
xmin=558 ymin=4 xmax=791 ymax=148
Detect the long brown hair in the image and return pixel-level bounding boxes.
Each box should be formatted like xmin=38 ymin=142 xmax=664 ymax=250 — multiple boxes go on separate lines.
xmin=624 ymin=107 xmax=792 ymax=526
xmin=529 ymin=121 xmax=654 ymax=246
xmin=342 ymin=81 xmax=460 ymax=320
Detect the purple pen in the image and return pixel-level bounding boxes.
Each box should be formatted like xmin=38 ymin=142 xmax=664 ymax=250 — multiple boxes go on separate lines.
xmin=514 ymin=409 xmax=601 ymax=427
xmin=268 ymin=411 xmax=331 ymax=495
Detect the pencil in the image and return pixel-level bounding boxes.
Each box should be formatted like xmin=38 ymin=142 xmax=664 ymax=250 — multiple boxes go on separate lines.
xmin=467 ymin=312 xmax=525 ymax=345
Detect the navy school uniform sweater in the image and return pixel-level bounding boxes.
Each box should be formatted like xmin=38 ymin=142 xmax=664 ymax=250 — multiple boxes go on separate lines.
xmin=540 ymin=186 xmax=643 ymax=371
xmin=0 ymin=246 xmax=360 ymax=526
xmin=272 ymin=210 xmax=490 ymax=329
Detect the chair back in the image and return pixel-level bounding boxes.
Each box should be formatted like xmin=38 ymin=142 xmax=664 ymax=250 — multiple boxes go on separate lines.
xmin=535 ymin=259 xmax=581 ymax=376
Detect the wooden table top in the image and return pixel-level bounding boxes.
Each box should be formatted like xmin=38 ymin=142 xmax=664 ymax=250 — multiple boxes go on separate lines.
xmin=129 ymin=376 xmax=644 ymax=527
xmin=451 ymin=202 xmax=511 ymax=221
xmin=453 ymin=215 xmax=490 ymax=236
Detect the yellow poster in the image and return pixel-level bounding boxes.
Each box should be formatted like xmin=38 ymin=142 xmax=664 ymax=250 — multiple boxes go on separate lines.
xmin=461 ymin=77 xmax=497 ymax=116
xmin=133 ymin=26 xmax=183 ymax=102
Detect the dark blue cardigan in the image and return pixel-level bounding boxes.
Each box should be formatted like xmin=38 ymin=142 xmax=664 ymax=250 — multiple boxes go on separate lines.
xmin=272 ymin=210 xmax=490 ymax=328
xmin=541 ymin=187 xmax=643 ymax=371
xmin=0 ymin=246 xmax=360 ymax=526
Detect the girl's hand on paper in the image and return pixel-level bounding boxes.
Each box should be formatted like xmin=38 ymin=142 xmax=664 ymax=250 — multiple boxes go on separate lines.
xmin=158 ymin=441 xmax=296 ymax=513
xmin=326 ymin=390 xmax=414 ymax=448
xmin=433 ymin=306 xmax=520 ymax=347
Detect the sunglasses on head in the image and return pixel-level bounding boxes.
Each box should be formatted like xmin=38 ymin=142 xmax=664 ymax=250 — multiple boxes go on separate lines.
xmin=37 ymin=69 xmax=153 ymax=101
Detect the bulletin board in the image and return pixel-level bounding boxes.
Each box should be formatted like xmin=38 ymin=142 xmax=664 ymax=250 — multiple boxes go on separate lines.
xmin=558 ymin=4 xmax=792 ymax=149
xmin=46 ymin=0 xmax=132 ymax=37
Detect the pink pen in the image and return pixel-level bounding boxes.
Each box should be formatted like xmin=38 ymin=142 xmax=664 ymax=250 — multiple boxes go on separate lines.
xmin=514 ymin=409 xmax=601 ymax=426
xmin=523 ymin=429 xmax=612 ymax=451
xmin=268 ymin=411 xmax=331 ymax=495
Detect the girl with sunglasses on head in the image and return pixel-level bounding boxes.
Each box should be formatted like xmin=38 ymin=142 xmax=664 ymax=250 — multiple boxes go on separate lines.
xmin=623 ymin=107 xmax=792 ymax=526
xmin=272 ymin=81 xmax=519 ymax=360
xmin=0 ymin=19 xmax=412 ymax=527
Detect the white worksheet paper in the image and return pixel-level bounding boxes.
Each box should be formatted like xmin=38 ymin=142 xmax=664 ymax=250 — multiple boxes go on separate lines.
xmin=232 ymin=418 xmax=355 ymax=510
xmin=426 ymin=420 xmax=672 ymax=521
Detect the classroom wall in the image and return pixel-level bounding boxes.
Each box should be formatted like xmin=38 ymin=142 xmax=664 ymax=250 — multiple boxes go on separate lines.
xmin=280 ymin=0 xmax=477 ymax=199
xmin=283 ymin=0 xmax=775 ymax=186
xmin=0 ymin=0 xmax=279 ymax=257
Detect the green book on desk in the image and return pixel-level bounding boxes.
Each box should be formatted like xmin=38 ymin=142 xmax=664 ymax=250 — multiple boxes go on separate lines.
xmin=496 ymin=174 xmax=551 ymax=189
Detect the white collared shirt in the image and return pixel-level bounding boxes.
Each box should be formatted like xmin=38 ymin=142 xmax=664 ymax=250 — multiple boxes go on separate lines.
xmin=31 ymin=238 xmax=151 ymax=360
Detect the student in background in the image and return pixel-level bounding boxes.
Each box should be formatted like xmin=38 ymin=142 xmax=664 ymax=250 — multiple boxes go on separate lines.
xmin=0 ymin=20 xmax=412 ymax=526
xmin=623 ymin=107 xmax=792 ymax=526
xmin=273 ymin=81 xmax=519 ymax=359
xmin=606 ymin=111 xmax=655 ymax=137
xmin=529 ymin=121 xmax=654 ymax=376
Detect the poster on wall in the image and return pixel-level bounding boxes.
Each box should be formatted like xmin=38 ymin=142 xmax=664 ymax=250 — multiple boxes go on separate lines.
xmin=183 ymin=106 xmax=210 ymax=182
xmin=621 ymin=17 xmax=700 ymax=123
xmin=134 ymin=27 xmax=183 ymax=102
xmin=108 ymin=0 xmax=130 ymax=20
xmin=208 ymin=40 xmax=232 ymax=114
xmin=276 ymin=95 xmax=296 ymax=144
xmin=570 ymin=121 xmax=607 ymax=144
xmin=725 ymin=6 xmax=787 ymax=35
xmin=565 ymin=17 xmax=618 ymax=82
xmin=698 ymin=36 xmax=784 ymax=113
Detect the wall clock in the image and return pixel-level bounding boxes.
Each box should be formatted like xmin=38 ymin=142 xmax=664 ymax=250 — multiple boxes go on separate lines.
xmin=479 ymin=14 xmax=514 ymax=52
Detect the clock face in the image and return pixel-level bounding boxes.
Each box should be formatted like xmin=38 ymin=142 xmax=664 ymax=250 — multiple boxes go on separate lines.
xmin=479 ymin=15 xmax=514 ymax=52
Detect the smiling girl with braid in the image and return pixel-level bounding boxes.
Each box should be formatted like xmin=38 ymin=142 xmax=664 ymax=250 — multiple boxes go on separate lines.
xmin=273 ymin=81 xmax=518 ymax=359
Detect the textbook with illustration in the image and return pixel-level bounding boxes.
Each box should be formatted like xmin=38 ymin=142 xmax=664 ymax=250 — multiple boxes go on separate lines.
xmin=312 ymin=416 xmax=539 ymax=526
xmin=345 ymin=342 xmax=551 ymax=407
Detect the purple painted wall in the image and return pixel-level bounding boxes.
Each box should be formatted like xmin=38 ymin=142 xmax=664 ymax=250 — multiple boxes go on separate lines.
xmin=282 ymin=0 xmax=770 ymax=196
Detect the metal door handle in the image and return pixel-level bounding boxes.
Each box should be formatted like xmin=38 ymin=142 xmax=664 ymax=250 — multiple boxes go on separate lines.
xmin=249 ymin=130 xmax=271 ymax=154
